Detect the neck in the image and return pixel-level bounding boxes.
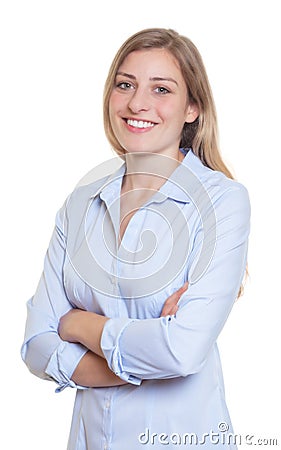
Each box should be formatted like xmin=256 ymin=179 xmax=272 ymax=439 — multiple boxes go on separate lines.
xmin=122 ymin=150 xmax=184 ymax=192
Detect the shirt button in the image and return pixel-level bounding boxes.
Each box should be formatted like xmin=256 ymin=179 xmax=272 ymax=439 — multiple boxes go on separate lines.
xmin=105 ymin=401 xmax=110 ymax=409
xmin=104 ymin=444 xmax=108 ymax=450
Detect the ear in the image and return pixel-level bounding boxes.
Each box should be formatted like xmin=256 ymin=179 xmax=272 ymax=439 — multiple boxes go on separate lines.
xmin=185 ymin=103 xmax=199 ymax=123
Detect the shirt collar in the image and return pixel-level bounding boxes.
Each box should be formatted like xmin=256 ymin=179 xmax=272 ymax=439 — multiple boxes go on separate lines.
xmin=158 ymin=148 xmax=207 ymax=204
xmin=98 ymin=164 xmax=126 ymax=205
xmin=90 ymin=148 xmax=206 ymax=205
xmin=88 ymin=159 xmax=126 ymax=203
xmin=158 ymin=149 xmax=191 ymax=203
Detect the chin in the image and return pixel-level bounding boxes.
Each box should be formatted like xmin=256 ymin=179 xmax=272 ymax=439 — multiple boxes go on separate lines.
xmin=121 ymin=144 xmax=155 ymax=154
xmin=124 ymin=148 xmax=154 ymax=154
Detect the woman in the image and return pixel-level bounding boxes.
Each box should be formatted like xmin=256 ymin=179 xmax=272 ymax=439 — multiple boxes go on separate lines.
xmin=21 ymin=28 xmax=250 ymax=449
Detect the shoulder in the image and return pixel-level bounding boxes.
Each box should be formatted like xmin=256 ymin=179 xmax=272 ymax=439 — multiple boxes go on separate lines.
xmin=66 ymin=157 xmax=125 ymax=210
xmin=56 ymin=159 xmax=125 ymax=233
xmin=54 ymin=176 xmax=107 ymax=235
xmin=185 ymin=150 xmax=250 ymax=209
xmin=181 ymin=152 xmax=250 ymax=237
xmin=203 ymin=170 xmax=250 ymax=238
xmin=205 ymin=169 xmax=250 ymax=210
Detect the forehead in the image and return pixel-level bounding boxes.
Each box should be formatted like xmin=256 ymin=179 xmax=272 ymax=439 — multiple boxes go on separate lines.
xmin=118 ymin=48 xmax=183 ymax=80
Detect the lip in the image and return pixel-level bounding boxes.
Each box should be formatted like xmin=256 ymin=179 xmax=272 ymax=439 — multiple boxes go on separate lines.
xmin=122 ymin=117 xmax=158 ymax=133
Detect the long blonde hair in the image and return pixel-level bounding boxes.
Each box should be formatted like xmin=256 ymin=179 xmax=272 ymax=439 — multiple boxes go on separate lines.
xmin=103 ymin=27 xmax=234 ymax=179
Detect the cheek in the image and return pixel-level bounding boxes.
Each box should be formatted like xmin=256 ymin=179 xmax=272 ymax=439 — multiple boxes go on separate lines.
xmin=108 ymin=97 xmax=119 ymax=129
xmin=108 ymin=103 xmax=114 ymax=124
xmin=109 ymin=94 xmax=128 ymax=132
xmin=108 ymin=92 xmax=119 ymax=116
xmin=109 ymin=91 xmax=126 ymax=111
xmin=108 ymin=95 xmax=115 ymax=115
xmin=161 ymin=102 xmax=188 ymax=127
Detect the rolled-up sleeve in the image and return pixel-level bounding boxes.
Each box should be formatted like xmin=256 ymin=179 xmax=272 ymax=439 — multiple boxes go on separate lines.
xmin=101 ymin=184 xmax=250 ymax=382
xmin=21 ymin=200 xmax=88 ymax=392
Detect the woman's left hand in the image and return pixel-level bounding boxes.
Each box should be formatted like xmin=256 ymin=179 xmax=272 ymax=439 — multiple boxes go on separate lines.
xmin=160 ymin=282 xmax=188 ymax=317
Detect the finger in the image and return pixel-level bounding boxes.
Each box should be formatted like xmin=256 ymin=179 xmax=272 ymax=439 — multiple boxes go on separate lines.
xmin=160 ymin=281 xmax=189 ymax=317
xmin=170 ymin=304 xmax=179 ymax=316
xmin=168 ymin=283 xmax=188 ymax=302
xmin=167 ymin=288 xmax=184 ymax=303
xmin=160 ymin=303 xmax=174 ymax=317
xmin=178 ymin=281 xmax=189 ymax=293
xmin=160 ymin=305 xmax=170 ymax=317
xmin=160 ymin=303 xmax=179 ymax=317
xmin=166 ymin=282 xmax=189 ymax=303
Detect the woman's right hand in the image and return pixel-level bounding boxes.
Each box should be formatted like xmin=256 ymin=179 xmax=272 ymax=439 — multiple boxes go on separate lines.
xmin=160 ymin=282 xmax=188 ymax=317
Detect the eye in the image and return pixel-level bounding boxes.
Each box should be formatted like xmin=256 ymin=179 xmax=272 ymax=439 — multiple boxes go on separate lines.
xmin=154 ymin=86 xmax=170 ymax=94
xmin=116 ymin=81 xmax=134 ymax=90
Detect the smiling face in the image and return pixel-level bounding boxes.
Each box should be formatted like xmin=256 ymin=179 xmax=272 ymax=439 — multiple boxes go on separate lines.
xmin=108 ymin=48 xmax=198 ymax=159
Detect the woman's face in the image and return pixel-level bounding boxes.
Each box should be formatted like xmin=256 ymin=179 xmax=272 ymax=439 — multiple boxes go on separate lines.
xmin=109 ymin=48 xmax=198 ymax=158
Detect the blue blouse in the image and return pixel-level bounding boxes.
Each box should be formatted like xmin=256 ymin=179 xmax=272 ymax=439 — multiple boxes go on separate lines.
xmin=21 ymin=149 xmax=250 ymax=449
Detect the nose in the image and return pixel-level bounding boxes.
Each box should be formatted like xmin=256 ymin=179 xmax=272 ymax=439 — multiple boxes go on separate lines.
xmin=128 ymin=88 xmax=150 ymax=114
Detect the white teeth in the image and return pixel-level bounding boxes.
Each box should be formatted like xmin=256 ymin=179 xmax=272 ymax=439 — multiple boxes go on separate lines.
xmin=127 ymin=119 xmax=155 ymax=128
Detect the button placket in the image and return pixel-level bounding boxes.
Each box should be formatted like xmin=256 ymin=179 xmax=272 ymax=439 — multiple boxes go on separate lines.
xmin=103 ymin=390 xmax=113 ymax=450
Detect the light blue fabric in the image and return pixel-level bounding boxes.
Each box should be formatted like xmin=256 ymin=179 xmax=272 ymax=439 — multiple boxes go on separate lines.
xmin=21 ymin=149 xmax=250 ymax=449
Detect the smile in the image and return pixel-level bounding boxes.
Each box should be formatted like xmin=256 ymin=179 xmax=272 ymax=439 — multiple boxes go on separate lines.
xmin=126 ymin=119 xmax=156 ymax=129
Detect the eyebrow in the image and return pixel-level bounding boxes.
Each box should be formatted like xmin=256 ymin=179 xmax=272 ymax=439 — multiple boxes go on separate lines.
xmin=116 ymin=72 xmax=178 ymax=86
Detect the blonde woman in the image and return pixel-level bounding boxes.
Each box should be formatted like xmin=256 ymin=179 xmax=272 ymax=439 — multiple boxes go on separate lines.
xmin=21 ymin=28 xmax=250 ymax=449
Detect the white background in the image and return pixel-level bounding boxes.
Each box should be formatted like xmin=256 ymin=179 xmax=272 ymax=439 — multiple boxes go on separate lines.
xmin=1 ymin=0 xmax=280 ymax=448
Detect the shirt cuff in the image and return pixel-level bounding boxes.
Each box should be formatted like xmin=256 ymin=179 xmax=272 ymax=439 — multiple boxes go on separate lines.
xmin=101 ymin=317 xmax=142 ymax=386
xmin=45 ymin=341 xmax=88 ymax=392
